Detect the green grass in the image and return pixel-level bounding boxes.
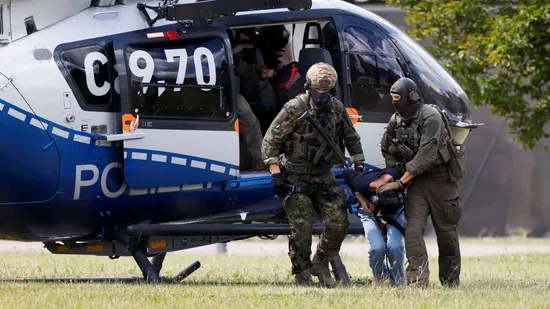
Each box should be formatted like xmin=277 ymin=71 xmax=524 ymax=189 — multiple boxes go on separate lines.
xmin=0 ymin=252 xmax=549 ymax=308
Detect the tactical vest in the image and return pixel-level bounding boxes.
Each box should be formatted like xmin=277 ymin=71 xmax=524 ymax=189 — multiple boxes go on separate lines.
xmin=282 ymin=94 xmax=340 ymax=174
xmin=394 ymin=115 xmax=422 ymax=156
xmin=393 ymin=104 xmax=465 ymax=182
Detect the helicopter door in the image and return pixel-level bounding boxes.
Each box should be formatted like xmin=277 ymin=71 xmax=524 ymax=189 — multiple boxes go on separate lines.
xmin=112 ymin=31 xmax=239 ymax=189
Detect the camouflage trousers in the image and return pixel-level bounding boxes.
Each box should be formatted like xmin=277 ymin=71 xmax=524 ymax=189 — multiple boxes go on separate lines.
xmin=282 ymin=171 xmax=350 ymax=275
xmin=404 ymin=173 xmax=462 ymax=287
xmin=237 ymin=94 xmax=263 ymax=170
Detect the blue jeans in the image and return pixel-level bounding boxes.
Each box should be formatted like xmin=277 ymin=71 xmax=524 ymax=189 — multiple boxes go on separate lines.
xmin=359 ymin=207 xmax=406 ymax=286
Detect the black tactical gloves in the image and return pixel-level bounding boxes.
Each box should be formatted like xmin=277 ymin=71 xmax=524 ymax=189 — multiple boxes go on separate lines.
xmin=271 ymin=173 xmax=289 ymax=198
xmin=377 ymin=179 xmax=404 ymax=193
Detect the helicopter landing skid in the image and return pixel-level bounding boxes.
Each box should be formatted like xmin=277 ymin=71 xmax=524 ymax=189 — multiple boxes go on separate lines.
xmin=0 ymin=244 xmax=201 ymax=284
xmin=110 ymin=231 xmax=203 ymax=283
xmin=131 ymin=251 xmax=202 ymax=283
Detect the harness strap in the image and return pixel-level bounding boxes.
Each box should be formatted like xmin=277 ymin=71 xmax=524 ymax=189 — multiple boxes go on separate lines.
xmin=373 ymin=215 xmax=388 ymax=243
xmin=285 ymin=164 xmax=331 ymax=174
xmin=379 ymin=215 xmax=406 ymax=236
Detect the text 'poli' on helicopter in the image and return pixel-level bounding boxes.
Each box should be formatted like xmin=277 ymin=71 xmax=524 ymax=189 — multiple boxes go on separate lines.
xmin=0 ymin=0 xmax=481 ymax=282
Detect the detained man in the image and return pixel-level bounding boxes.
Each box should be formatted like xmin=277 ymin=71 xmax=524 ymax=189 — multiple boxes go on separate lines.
xmin=343 ymin=167 xmax=406 ymax=286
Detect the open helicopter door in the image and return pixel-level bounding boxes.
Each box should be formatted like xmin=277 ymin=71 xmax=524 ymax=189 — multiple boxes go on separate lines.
xmin=109 ymin=29 xmax=239 ymax=189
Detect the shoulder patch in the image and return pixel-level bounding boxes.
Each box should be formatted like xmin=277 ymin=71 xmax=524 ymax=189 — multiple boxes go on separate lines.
xmin=283 ymin=98 xmax=306 ymax=117
xmin=424 ymin=118 xmax=440 ymax=138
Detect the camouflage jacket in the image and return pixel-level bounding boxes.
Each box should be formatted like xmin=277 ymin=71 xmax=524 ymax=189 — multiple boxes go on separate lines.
xmin=381 ymin=104 xmax=453 ymax=176
xmin=262 ymin=93 xmax=365 ymax=173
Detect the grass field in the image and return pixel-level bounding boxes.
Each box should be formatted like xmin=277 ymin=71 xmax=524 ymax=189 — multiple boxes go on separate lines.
xmin=0 ymin=249 xmax=549 ymax=309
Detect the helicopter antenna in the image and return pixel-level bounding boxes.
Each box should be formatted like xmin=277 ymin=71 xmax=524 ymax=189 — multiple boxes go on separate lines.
xmin=137 ymin=0 xmax=312 ymax=27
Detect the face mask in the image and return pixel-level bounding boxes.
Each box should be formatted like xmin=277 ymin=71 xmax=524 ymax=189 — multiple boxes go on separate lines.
xmin=390 ymin=79 xmax=421 ymax=120
xmin=392 ymin=99 xmax=418 ymax=120
xmin=310 ymin=89 xmax=331 ymax=107
xmin=391 ymin=98 xmax=406 ymax=111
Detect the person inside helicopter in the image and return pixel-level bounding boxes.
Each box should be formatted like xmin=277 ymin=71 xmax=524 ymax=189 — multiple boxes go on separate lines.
xmin=230 ymin=24 xmax=305 ymax=171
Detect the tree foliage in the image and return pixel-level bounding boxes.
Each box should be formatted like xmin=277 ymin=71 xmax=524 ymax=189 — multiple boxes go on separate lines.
xmin=386 ymin=0 xmax=550 ymax=150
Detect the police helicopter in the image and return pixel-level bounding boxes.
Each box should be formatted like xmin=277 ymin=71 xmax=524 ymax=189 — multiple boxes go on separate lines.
xmin=0 ymin=0 xmax=480 ymax=283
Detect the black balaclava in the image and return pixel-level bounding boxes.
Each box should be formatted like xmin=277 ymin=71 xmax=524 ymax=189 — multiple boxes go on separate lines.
xmin=310 ymin=88 xmax=331 ymax=108
xmin=390 ymin=77 xmax=422 ymax=121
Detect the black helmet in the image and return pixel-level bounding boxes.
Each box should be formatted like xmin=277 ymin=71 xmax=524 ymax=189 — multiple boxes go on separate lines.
xmin=390 ymin=77 xmax=421 ymax=104
xmin=255 ymin=25 xmax=290 ymax=52
xmin=390 ymin=77 xmax=423 ymax=120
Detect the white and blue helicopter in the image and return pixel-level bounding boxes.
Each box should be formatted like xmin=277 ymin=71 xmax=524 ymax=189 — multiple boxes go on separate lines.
xmin=0 ymin=0 xmax=479 ymax=282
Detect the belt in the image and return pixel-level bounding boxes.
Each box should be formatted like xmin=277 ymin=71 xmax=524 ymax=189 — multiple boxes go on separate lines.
xmin=285 ymin=164 xmax=331 ymax=175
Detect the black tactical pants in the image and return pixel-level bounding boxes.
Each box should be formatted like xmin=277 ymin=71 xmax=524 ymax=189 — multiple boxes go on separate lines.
xmin=404 ymin=173 xmax=462 ymax=287
xmin=282 ymin=171 xmax=350 ymax=275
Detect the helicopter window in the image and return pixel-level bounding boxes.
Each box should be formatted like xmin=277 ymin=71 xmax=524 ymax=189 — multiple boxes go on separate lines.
xmin=348 ymin=54 xmax=404 ymax=87
xmin=344 ymin=26 xmax=399 ymax=57
xmin=59 ymin=44 xmax=120 ymax=109
xmin=344 ymin=26 xmax=405 ymax=121
xmin=124 ymin=36 xmax=231 ymax=120
xmin=391 ymin=31 xmax=470 ymax=109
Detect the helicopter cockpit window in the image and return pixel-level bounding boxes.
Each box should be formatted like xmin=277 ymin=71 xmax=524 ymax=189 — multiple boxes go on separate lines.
xmin=59 ymin=44 xmax=120 ymax=110
xmin=124 ymin=36 xmax=231 ymax=120
xmin=345 ymin=27 xmax=399 ymax=57
xmin=344 ymin=26 xmax=405 ymax=122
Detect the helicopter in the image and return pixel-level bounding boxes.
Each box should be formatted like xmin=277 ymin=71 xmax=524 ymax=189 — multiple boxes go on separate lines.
xmin=0 ymin=0 xmax=481 ymax=283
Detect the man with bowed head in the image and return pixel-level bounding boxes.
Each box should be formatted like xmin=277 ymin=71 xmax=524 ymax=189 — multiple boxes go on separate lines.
xmin=261 ymin=62 xmax=365 ymax=287
xmin=379 ymin=77 xmax=464 ymax=288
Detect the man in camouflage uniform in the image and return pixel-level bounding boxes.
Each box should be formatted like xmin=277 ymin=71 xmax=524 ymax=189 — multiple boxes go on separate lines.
xmin=378 ymin=77 xmax=463 ymax=288
xmin=262 ymin=62 xmax=365 ymax=287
